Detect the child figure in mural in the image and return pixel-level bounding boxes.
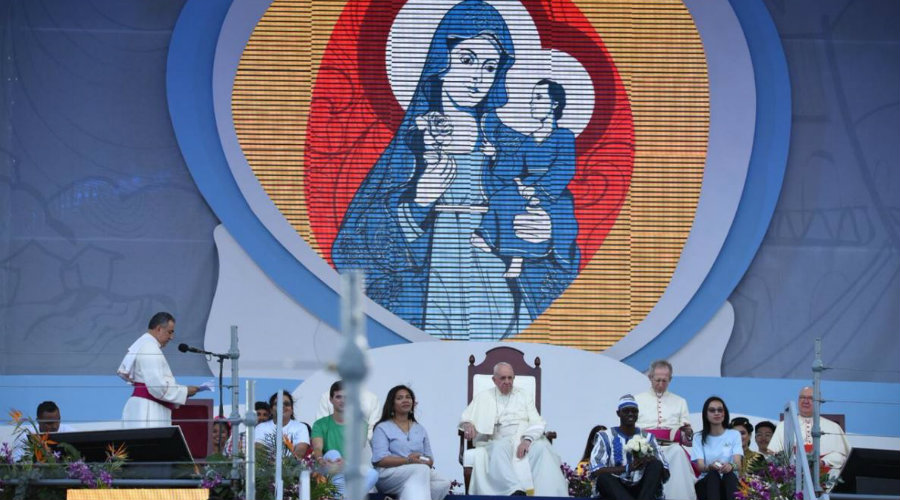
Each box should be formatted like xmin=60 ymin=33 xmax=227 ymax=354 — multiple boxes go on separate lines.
xmin=477 ymin=78 xmax=577 ymax=279
xmin=332 ymin=0 xmax=580 ymax=341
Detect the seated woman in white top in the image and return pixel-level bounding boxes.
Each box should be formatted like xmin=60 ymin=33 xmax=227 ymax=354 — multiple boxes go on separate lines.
xmin=371 ymin=385 xmax=450 ymax=500
xmin=255 ymin=390 xmax=309 ymax=459
xmin=691 ymin=396 xmax=743 ymax=500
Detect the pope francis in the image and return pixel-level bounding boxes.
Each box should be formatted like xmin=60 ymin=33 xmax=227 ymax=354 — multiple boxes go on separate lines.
xmin=459 ymin=362 xmax=568 ymax=496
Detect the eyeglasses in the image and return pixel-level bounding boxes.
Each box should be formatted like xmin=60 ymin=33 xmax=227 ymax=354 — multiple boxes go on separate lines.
xmin=708 ymin=407 xmax=725 ymax=414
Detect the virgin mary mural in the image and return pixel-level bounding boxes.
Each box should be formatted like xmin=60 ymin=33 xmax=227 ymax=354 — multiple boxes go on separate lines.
xmin=332 ymin=0 xmax=580 ymax=340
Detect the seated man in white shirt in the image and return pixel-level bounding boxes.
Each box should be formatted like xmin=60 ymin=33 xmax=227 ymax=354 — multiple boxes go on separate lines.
xmin=768 ymin=387 xmax=850 ymax=483
xmin=635 ymin=359 xmax=697 ymax=500
xmin=36 ymin=400 xmax=75 ymax=434
xmin=459 ymin=362 xmax=568 ymax=496
xmin=12 ymin=401 xmax=75 ymax=461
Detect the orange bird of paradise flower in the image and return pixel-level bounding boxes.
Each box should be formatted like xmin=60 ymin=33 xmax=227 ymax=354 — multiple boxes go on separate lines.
xmin=8 ymin=409 xmax=23 ymax=424
xmin=28 ymin=433 xmax=57 ymax=462
xmin=283 ymin=434 xmax=295 ymax=452
xmin=106 ymin=442 xmax=128 ymax=462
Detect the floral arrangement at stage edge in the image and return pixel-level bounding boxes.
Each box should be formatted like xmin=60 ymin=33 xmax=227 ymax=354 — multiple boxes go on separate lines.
xmin=445 ymin=479 xmax=465 ymax=495
xmin=735 ymin=451 xmax=837 ymax=500
xmin=561 ymin=462 xmax=592 ymax=498
xmin=204 ymin=431 xmax=338 ymax=500
xmin=1 ymin=409 xmax=127 ymax=500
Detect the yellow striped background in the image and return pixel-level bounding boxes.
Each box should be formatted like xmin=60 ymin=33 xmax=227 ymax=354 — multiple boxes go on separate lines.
xmin=233 ymin=0 xmax=708 ymax=352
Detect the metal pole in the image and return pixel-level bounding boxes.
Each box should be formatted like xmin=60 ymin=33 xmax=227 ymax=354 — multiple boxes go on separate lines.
xmin=276 ymin=389 xmax=284 ymax=500
xmin=245 ymin=379 xmax=257 ymax=500
xmin=218 ymin=356 xmax=225 ymax=418
xmin=785 ymin=400 xmax=802 ymax=495
xmin=813 ymin=338 xmax=824 ymax=496
xmin=784 ymin=399 xmax=817 ymax=499
xmin=338 ymin=270 xmax=369 ymax=500
xmin=230 ymin=325 xmax=242 ymax=495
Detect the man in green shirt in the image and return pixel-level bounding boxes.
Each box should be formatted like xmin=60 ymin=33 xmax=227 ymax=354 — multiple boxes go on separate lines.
xmin=311 ymin=381 xmax=378 ymax=497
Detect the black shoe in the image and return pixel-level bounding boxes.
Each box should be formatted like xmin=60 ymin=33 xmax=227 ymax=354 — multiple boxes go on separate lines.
xmin=511 ymin=490 xmax=527 ymax=496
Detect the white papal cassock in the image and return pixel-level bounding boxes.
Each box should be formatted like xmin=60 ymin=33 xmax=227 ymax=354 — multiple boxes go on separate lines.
xmin=459 ymin=386 xmax=568 ymax=496
xmin=769 ymin=415 xmax=850 ymax=479
xmin=117 ymin=333 xmax=188 ymax=428
xmin=635 ymin=390 xmax=698 ymax=500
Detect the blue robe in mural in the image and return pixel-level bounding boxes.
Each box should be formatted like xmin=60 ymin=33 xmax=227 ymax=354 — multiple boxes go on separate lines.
xmin=332 ymin=0 xmax=580 ymax=339
xmin=479 ymin=127 xmax=578 ymax=261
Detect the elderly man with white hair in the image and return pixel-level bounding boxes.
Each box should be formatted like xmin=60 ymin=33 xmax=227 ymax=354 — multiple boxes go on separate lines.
xmin=768 ymin=386 xmax=850 ymax=481
xmin=635 ymin=359 xmax=697 ymax=500
xmin=459 ymin=362 xmax=568 ymax=496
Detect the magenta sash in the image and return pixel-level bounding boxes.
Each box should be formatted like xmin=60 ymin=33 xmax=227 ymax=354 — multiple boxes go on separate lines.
xmin=131 ymin=382 xmax=176 ymax=410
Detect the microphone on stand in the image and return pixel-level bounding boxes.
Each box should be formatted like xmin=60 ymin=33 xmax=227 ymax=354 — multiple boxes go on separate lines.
xmin=178 ymin=343 xmax=233 ymax=358
xmin=178 ymin=343 xmax=209 ymax=355
xmin=177 ymin=344 xmax=228 ymax=418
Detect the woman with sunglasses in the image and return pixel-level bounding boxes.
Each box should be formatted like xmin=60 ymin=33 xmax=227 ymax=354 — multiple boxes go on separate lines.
xmin=691 ymin=396 xmax=742 ymax=500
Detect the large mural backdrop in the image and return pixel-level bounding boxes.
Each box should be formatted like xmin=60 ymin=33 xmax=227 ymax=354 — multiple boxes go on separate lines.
xmin=233 ymin=0 xmax=707 ymax=348
xmin=0 ymin=0 xmax=897 ymax=437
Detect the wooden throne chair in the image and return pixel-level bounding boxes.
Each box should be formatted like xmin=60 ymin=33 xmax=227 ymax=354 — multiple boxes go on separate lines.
xmin=457 ymin=346 xmax=556 ymax=494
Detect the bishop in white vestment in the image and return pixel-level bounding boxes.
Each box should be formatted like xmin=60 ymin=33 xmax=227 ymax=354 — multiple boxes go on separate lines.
xmin=118 ymin=313 xmax=200 ymax=428
xmin=768 ymin=387 xmax=850 ymax=480
xmin=635 ymin=360 xmax=697 ymax=500
xmin=459 ymin=362 xmax=567 ymax=496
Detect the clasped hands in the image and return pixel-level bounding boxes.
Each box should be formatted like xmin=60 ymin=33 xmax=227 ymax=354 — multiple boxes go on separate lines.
xmin=629 ymin=455 xmax=657 ymax=470
xmin=708 ymin=460 xmax=734 ymax=474
xmin=316 ymin=455 xmax=344 ymax=474
xmin=405 ymin=452 xmax=433 ymax=465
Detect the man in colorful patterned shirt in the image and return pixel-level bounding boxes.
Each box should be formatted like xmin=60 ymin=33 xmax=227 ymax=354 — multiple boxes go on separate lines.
xmin=590 ymin=394 xmax=669 ymax=500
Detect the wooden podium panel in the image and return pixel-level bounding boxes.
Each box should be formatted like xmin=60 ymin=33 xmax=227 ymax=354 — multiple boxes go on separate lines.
xmin=172 ymin=399 xmax=213 ymax=459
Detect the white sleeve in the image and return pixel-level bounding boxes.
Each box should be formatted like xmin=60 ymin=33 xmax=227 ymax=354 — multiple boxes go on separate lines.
xmin=316 ymin=392 xmax=332 ymax=420
xmin=768 ymin=423 xmax=785 ymax=453
xmin=730 ymin=430 xmax=744 ymax=457
xmin=522 ymin=392 xmax=547 ymax=441
xmin=678 ymin=397 xmax=691 ymax=427
xmin=292 ymin=421 xmax=310 ymax=445
xmin=140 ymin=343 xmax=188 ymax=405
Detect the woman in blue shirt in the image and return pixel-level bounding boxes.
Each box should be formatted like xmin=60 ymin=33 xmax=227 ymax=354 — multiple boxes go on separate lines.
xmin=371 ymin=385 xmax=450 ymax=500
xmin=691 ymin=396 xmax=743 ymax=500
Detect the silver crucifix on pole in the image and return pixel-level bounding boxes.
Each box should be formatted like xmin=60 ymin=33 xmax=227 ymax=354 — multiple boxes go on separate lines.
xmin=339 ymin=270 xmax=370 ymax=500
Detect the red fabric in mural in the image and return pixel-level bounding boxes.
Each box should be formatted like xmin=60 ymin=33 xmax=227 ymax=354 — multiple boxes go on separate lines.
xmin=305 ymin=0 xmax=633 ymax=270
